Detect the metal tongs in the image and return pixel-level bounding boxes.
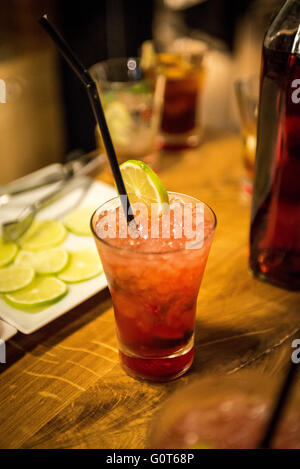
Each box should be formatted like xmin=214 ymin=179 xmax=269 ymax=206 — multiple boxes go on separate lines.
xmin=1 ymin=152 xmax=105 ymax=242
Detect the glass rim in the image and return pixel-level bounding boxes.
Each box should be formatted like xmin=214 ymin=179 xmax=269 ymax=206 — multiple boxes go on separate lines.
xmin=90 ymin=57 xmax=144 ymax=87
xmin=90 ymin=191 xmax=217 ymax=255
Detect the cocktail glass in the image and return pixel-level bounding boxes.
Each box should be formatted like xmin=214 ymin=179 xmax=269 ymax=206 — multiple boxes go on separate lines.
xmin=148 ymin=370 xmax=300 ymax=448
xmin=90 ymin=58 xmax=164 ymax=165
xmin=91 ymin=192 xmax=216 ymax=381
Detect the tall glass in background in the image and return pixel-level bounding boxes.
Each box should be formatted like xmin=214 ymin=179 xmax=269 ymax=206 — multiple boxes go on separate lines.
xmin=143 ymin=38 xmax=207 ymax=150
xmin=235 ymin=75 xmax=259 ymax=195
xmin=250 ymin=0 xmax=300 ymax=290
xmin=91 ymin=193 xmax=216 ymax=381
xmin=90 ymin=58 xmax=164 ymax=165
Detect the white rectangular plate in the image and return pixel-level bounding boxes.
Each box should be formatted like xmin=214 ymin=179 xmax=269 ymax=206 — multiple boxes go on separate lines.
xmin=0 ymin=179 xmax=116 ymax=334
xmin=0 ymin=319 xmax=17 ymax=341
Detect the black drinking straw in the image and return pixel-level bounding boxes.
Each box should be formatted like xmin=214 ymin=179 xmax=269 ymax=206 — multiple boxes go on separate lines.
xmin=259 ymin=361 xmax=299 ymax=449
xmin=39 ymin=14 xmax=134 ymax=223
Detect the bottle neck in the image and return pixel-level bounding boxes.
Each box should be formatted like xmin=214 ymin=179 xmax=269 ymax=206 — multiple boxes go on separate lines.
xmin=265 ymin=0 xmax=300 ymax=53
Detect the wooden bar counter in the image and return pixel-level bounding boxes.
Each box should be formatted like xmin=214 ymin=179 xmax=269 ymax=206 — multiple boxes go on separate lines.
xmin=1 ymin=131 xmax=300 ymax=449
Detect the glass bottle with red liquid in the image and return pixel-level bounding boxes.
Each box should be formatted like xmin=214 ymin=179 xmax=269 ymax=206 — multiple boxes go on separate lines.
xmin=250 ymin=0 xmax=300 ymax=290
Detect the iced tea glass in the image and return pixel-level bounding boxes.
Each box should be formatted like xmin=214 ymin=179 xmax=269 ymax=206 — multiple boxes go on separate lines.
xmin=91 ymin=192 xmax=216 ymax=381
xmin=150 ymin=38 xmax=206 ymax=150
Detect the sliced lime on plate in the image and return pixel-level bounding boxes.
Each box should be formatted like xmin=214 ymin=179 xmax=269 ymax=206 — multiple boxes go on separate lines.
xmin=64 ymin=207 xmax=95 ymax=236
xmin=0 ymin=264 xmax=34 ymax=292
xmin=58 ymin=249 xmax=103 ymax=283
xmin=0 ymin=237 xmax=18 ymax=267
xmin=15 ymin=248 xmax=68 ymax=274
xmin=19 ymin=220 xmax=66 ymax=251
xmin=120 ymin=159 xmax=169 ymax=213
xmin=5 ymin=276 xmax=67 ymax=308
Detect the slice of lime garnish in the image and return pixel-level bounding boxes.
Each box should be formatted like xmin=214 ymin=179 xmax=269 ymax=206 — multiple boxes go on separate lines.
xmin=0 ymin=264 xmax=34 ymax=292
xmin=63 ymin=207 xmax=95 ymax=236
xmin=15 ymin=248 xmax=69 ymax=274
xmin=5 ymin=276 xmax=67 ymax=308
xmin=120 ymin=159 xmax=169 ymax=213
xmin=19 ymin=220 xmax=66 ymax=251
xmin=57 ymin=249 xmax=103 ymax=283
xmin=0 ymin=237 xmax=18 ymax=267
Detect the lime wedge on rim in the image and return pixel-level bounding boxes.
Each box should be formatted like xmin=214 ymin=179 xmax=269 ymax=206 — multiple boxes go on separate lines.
xmin=0 ymin=237 xmax=18 ymax=267
xmin=64 ymin=207 xmax=95 ymax=236
xmin=19 ymin=220 xmax=66 ymax=251
xmin=0 ymin=264 xmax=34 ymax=292
xmin=58 ymin=249 xmax=103 ymax=283
xmin=15 ymin=248 xmax=69 ymax=274
xmin=5 ymin=276 xmax=67 ymax=308
xmin=120 ymin=160 xmax=169 ymax=213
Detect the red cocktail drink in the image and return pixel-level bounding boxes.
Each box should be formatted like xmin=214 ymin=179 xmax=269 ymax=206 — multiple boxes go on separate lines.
xmin=91 ymin=192 xmax=216 ymax=381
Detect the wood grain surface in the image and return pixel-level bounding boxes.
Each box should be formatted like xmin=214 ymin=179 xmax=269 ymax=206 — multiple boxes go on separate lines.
xmin=1 ymin=131 xmax=300 ymax=449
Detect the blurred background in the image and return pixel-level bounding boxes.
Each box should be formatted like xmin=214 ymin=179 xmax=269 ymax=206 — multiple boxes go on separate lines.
xmin=0 ymin=0 xmax=283 ymax=184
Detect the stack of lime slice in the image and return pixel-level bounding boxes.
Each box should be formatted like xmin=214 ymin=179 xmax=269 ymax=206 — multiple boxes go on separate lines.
xmin=0 ymin=248 xmax=68 ymax=308
xmin=58 ymin=249 xmax=103 ymax=283
xmin=63 ymin=207 xmax=95 ymax=236
xmin=5 ymin=277 xmax=67 ymax=309
xmin=0 ymin=237 xmax=18 ymax=267
xmin=0 ymin=265 xmax=35 ymax=292
xmin=15 ymin=248 xmax=69 ymax=274
xmin=19 ymin=220 xmax=66 ymax=251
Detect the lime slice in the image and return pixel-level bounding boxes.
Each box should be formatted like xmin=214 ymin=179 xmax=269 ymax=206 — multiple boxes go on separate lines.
xmin=58 ymin=249 xmax=103 ymax=283
xmin=19 ymin=220 xmax=66 ymax=251
xmin=129 ymin=82 xmax=150 ymax=94
xmin=0 ymin=237 xmax=18 ymax=267
xmin=120 ymin=160 xmax=169 ymax=212
xmin=102 ymin=91 xmax=116 ymax=106
xmin=0 ymin=264 xmax=34 ymax=292
xmin=5 ymin=276 xmax=67 ymax=308
xmin=15 ymin=248 xmax=69 ymax=274
xmin=64 ymin=207 xmax=95 ymax=236
xmin=105 ymin=101 xmax=132 ymax=146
